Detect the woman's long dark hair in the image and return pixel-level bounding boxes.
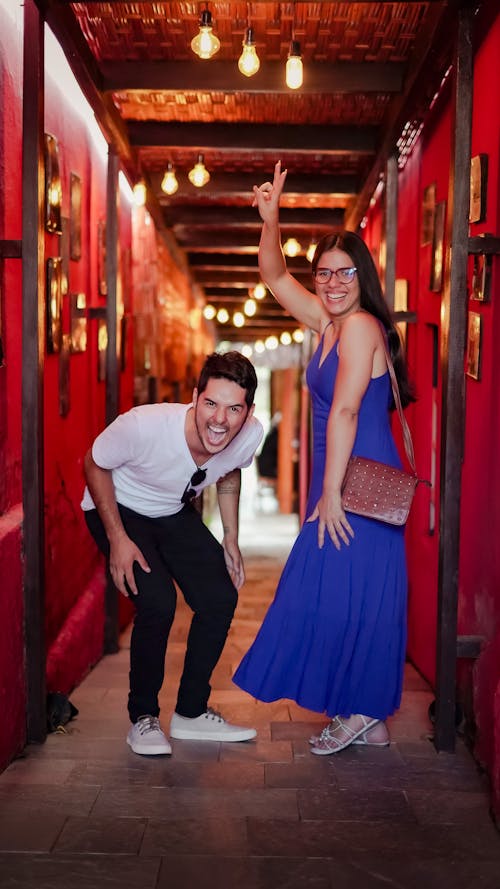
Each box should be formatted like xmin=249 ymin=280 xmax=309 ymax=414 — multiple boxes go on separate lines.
xmin=312 ymin=230 xmax=415 ymax=408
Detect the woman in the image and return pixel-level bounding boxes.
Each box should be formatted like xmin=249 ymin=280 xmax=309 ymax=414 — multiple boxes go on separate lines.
xmin=233 ymin=161 xmax=414 ymax=754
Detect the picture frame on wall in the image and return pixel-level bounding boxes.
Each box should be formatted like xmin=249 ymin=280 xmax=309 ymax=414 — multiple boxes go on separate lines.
xmin=421 ymin=182 xmax=436 ymax=247
xmin=469 ymin=154 xmax=488 ymax=224
xmin=70 ymin=292 xmax=87 ymax=352
xmin=470 ymin=253 xmax=492 ymax=302
xmin=97 ymin=219 xmax=107 ymax=297
xmin=69 ymin=173 xmax=82 ymax=260
xmin=59 ymin=333 xmax=71 ymax=417
xmin=430 ymin=200 xmax=446 ymax=292
xmin=97 ymin=316 xmax=108 ymax=381
xmin=466 ymin=311 xmax=482 ymax=381
xmin=46 ymin=257 xmax=63 ymax=353
xmin=44 ymin=133 xmax=62 ymax=234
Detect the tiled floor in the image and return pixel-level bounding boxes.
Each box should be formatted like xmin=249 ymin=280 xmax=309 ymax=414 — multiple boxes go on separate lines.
xmin=1 ymin=511 xmax=499 ymax=888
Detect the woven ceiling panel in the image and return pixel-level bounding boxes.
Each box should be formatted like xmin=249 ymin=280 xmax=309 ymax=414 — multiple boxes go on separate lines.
xmin=72 ymin=2 xmax=431 ymax=64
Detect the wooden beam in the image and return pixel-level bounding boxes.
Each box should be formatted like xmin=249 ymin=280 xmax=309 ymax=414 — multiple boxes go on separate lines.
xmin=434 ymin=3 xmax=474 ymax=754
xmin=103 ymin=60 xmax=405 ymax=95
xmin=130 ymin=122 xmax=377 ymax=155
xmin=164 ymin=206 xmax=345 ymax=228
xmin=154 ymin=172 xmax=357 ymax=201
xmin=194 ymin=269 xmax=311 ymax=287
xmin=22 ymin=0 xmax=46 ymax=745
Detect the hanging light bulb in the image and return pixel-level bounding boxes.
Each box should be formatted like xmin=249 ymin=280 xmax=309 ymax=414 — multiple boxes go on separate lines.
xmin=306 ymin=240 xmax=317 ymax=263
xmin=283 ymin=237 xmax=302 ymax=257
xmin=244 ymin=298 xmax=257 ymax=317
xmin=188 ymin=153 xmax=210 ymax=188
xmin=252 ymin=282 xmax=266 ymax=300
xmin=161 ymin=163 xmax=179 ymax=196
xmin=238 ymin=27 xmax=260 ymax=77
xmin=191 ymin=7 xmax=220 ymax=59
xmin=280 ymin=331 xmax=292 ymax=345
xmin=133 ymin=180 xmax=147 ymax=207
xmin=203 ymin=304 xmax=216 ymax=320
xmin=216 ymin=307 xmax=229 ymax=323
xmin=233 ymin=311 xmax=245 ymax=328
xmin=286 ymin=40 xmax=303 ymax=90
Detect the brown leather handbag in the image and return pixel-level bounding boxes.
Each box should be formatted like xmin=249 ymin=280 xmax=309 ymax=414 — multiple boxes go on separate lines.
xmin=341 ymin=332 xmax=429 ymax=526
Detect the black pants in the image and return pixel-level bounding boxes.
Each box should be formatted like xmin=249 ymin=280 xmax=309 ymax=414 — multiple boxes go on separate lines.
xmin=85 ymin=504 xmax=237 ymax=723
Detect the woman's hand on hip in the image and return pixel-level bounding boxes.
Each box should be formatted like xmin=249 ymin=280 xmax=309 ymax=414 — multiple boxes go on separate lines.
xmin=306 ymin=491 xmax=354 ymax=551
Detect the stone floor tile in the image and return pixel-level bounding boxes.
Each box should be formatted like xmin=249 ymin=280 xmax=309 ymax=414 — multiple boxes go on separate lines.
xmin=157 ymin=855 xmax=331 ymax=889
xmin=0 ymin=784 xmax=99 ymax=817
xmin=326 ymin=856 xmax=500 ymax=889
xmin=219 ymin=740 xmax=293 ymax=763
xmin=141 ymin=817 xmax=248 ymax=856
xmin=271 ymin=721 xmax=328 ymax=741
xmin=167 ymin=740 xmax=222 ymax=762
xmin=92 ymin=786 xmax=299 ymax=820
xmin=297 ymin=787 xmax=415 ymax=822
xmin=265 ymin=761 xmax=339 ymax=788
xmin=406 ymin=787 xmax=492 ymax=824
xmin=65 ymin=761 xmax=153 ymax=786
xmin=53 ymin=815 xmax=146 ymax=854
xmin=0 ymin=854 xmax=160 ymax=888
xmin=145 ymin=761 xmax=264 ymax=788
xmin=0 ymin=813 xmax=66 ymax=852
xmin=0 ymin=758 xmax=77 ymax=785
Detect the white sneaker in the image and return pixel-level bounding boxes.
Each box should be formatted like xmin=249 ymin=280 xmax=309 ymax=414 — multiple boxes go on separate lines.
xmin=126 ymin=715 xmax=172 ymax=755
xmin=169 ymin=707 xmax=256 ymax=742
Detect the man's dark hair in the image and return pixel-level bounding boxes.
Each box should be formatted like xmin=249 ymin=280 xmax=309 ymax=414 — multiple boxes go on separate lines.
xmin=197 ymin=351 xmax=258 ymax=408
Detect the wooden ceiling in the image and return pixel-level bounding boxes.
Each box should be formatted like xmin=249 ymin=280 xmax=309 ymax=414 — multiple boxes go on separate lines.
xmin=40 ymin=1 xmax=456 ymax=340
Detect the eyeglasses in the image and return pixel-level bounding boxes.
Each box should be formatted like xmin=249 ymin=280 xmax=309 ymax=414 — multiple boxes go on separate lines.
xmin=313 ymin=267 xmax=357 ymax=285
xmin=181 ymin=467 xmax=207 ymax=504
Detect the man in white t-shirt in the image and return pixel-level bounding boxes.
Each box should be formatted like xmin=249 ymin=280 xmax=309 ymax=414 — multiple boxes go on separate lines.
xmin=82 ymin=351 xmax=263 ymax=756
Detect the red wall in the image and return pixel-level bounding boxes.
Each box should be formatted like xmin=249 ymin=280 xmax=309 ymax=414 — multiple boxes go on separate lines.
xmin=0 ymin=1 xmax=26 ymax=770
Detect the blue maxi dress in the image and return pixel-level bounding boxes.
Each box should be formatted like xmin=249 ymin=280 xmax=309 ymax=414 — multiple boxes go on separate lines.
xmin=233 ymin=333 xmax=408 ymax=720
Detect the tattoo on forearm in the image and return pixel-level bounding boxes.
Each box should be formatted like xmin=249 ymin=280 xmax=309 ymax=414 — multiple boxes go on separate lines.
xmin=217 ymin=480 xmax=239 ymax=494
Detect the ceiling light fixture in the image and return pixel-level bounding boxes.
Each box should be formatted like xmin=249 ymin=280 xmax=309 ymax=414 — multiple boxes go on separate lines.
xmin=238 ymin=6 xmax=260 ymax=79
xmin=283 ymin=237 xmax=301 ymax=257
xmin=161 ymin=163 xmax=179 ymax=196
xmin=191 ymin=6 xmax=220 ymax=59
xmin=188 ymin=153 xmax=210 ymax=188
xmin=286 ymin=4 xmax=303 ymax=90
xmin=252 ymin=282 xmax=266 ymax=300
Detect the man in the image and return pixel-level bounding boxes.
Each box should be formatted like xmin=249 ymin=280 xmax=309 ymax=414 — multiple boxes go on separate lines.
xmin=81 ymin=351 xmax=263 ymax=756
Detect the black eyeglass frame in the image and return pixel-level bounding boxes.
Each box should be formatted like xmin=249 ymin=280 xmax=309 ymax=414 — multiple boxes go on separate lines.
xmin=313 ymin=266 xmax=357 ymax=285
xmin=181 ymin=467 xmax=207 ymax=504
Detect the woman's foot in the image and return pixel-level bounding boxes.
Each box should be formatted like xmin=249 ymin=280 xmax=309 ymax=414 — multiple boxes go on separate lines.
xmin=310 ymin=714 xmax=380 ymax=755
xmin=309 ymin=719 xmax=390 ymax=748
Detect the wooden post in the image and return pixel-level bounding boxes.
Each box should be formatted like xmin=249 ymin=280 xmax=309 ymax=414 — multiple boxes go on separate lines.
xmin=434 ymin=3 xmax=473 ymax=753
xmin=22 ymin=0 xmax=46 ymax=743
xmin=385 ymin=153 xmax=398 ymax=311
xmin=104 ymin=148 xmax=120 ymax=654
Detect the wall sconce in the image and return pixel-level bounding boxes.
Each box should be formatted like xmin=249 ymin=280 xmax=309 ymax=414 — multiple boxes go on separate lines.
xmin=238 ymin=26 xmax=260 ymax=77
xmin=191 ymin=7 xmax=220 ymax=59
xmin=286 ymin=40 xmax=303 ymax=90
xmin=133 ymin=180 xmax=147 ymax=206
xmin=283 ymin=237 xmax=302 ymax=257
xmin=188 ymin=154 xmax=210 ymax=188
xmin=161 ymin=163 xmax=179 ymax=195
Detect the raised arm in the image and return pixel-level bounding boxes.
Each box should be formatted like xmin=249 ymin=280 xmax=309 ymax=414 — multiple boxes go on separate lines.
xmin=252 ymin=161 xmax=326 ymax=333
xmin=216 ymin=468 xmax=245 ymax=590
xmin=84 ymin=449 xmax=150 ymax=595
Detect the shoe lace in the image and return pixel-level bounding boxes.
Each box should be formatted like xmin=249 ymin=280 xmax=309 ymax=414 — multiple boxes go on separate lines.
xmin=137 ymin=716 xmax=161 ymax=735
xmin=205 ymin=707 xmax=224 ymax=723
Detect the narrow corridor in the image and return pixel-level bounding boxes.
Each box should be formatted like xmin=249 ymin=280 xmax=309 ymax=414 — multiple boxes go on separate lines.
xmin=0 ymin=511 xmax=499 ymax=888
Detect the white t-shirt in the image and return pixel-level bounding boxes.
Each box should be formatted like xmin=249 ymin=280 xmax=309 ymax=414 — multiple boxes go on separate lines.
xmin=81 ymin=402 xmax=263 ymax=518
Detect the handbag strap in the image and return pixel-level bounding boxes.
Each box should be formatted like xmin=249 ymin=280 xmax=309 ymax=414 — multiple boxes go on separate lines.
xmin=378 ymin=323 xmax=417 ymax=475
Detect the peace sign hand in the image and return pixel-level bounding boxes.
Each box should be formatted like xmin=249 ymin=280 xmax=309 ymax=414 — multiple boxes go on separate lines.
xmin=252 ymin=160 xmax=287 ymax=224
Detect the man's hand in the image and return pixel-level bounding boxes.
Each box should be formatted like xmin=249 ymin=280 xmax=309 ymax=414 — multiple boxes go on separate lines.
xmin=109 ymin=533 xmax=151 ymax=596
xmin=222 ymin=537 xmax=245 ymax=590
